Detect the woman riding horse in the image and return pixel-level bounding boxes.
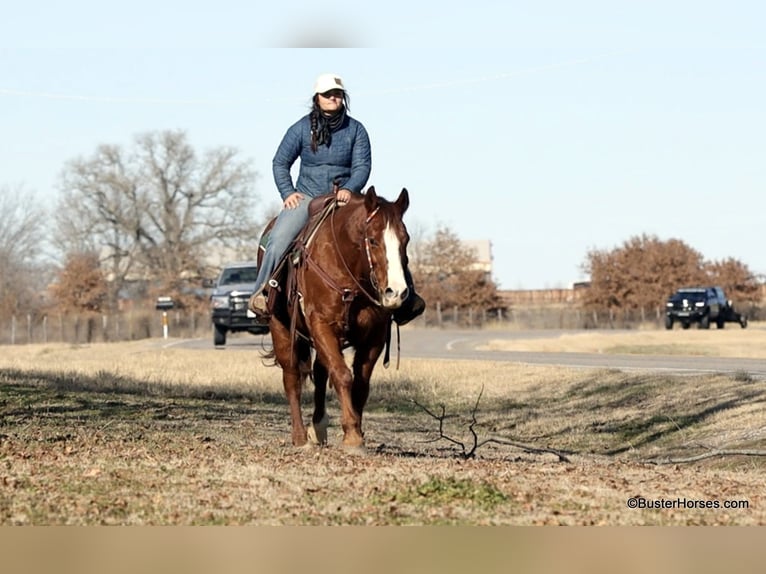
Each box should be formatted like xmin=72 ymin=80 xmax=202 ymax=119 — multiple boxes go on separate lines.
xmin=248 ymin=73 xmax=424 ymax=325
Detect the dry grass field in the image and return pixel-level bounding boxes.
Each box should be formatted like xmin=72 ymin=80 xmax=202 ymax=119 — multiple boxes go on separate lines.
xmin=2 ymin=328 xmax=765 ymax=525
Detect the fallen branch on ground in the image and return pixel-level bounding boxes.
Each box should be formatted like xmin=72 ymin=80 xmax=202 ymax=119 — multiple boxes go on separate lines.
xmin=413 ymin=386 xmax=571 ymax=462
xmin=646 ymin=449 xmax=766 ymax=465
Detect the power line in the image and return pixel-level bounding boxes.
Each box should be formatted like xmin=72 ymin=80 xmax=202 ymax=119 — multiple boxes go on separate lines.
xmin=0 ymin=52 xmax=627 ymax=106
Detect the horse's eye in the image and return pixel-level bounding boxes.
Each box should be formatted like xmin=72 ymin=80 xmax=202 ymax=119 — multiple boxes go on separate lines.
xmin=367 ymin=237 xmax=378 ymax=247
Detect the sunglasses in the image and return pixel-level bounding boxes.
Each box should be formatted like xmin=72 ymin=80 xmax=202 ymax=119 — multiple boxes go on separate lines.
xmin=319 ymin=89 xmax=344 ymax=99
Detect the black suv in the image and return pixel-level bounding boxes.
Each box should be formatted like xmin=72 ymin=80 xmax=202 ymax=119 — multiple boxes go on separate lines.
xmin=209 ymin=261 xmax=268 ymax=346
xmin=665 ymin=286 xmax=748 ymax=330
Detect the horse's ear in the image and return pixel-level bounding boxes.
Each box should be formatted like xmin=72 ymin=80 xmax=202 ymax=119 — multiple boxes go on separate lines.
xmin=364 ymin=186 xmax=378 ymax=212
xmin=395 ymin=188 xmax=409 ymax=215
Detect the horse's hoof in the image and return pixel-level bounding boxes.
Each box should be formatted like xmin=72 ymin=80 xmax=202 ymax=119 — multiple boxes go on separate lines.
xmin=307 ymin=415 xmax=329 ymax=446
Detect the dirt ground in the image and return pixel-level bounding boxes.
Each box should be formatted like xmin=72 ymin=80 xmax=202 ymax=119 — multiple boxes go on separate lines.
xmin=1 ymin=339 xmax=765 ymax=525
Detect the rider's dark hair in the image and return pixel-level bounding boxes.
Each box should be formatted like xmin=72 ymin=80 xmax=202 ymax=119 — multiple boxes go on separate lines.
xmin=309 ymin=92 xmax=351 ymax=152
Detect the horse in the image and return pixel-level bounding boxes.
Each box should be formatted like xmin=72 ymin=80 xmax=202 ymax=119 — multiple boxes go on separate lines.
xmin=258 ymin=186 xmax=411 ymax=452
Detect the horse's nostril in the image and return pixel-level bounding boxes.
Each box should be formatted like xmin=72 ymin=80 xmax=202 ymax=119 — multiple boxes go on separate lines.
xmin=401 ymin=287 xmax=410 ymax=301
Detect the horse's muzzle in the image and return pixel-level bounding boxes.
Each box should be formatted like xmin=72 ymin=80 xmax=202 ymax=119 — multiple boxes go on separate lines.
xmin=381 ymin=286 xmax=409 ymax=309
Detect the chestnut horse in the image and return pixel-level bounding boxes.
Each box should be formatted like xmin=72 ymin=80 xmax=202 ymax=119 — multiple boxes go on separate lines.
xmin=259 ymin=186 xmax=411 ymax=451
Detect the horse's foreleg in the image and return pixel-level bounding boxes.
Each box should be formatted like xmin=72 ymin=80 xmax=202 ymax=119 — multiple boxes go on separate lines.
xmin=308 ymin=359 xmax=329 ymax=445
xmin=311 ymin=324 xmax=363 ymax=448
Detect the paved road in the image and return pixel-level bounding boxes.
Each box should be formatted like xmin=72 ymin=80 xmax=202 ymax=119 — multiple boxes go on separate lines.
xmin=165 ymin=328 xmax=766 ymax=379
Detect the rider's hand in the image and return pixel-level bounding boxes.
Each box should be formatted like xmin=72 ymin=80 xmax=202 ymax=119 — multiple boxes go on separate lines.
xmin=283 ymin=192 xmax=304 ymax=210
xmin=336 ymin=188 xmax=352 ymax=203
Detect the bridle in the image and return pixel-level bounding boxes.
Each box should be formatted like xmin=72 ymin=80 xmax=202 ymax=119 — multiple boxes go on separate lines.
xmin=295 ymin=197 xmax=402 ymax=366
xmin=336 ymin=203 xmax=384 ymax=305
xmin=302 ymin=200 xmax=386 ymax=308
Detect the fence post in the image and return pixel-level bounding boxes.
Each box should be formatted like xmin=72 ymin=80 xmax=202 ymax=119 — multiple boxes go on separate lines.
xmin=11 ymin=315 xmax=16 ymax=345
xmin=27 ymin=313 xmax=32 ymax=343
xmin=436 ymin=301 xmax=443 ymax=327
xmin=43 ymin=314 xmax=48 ymax=343
xmin=162 ymin=311 xmax=169 ymax=339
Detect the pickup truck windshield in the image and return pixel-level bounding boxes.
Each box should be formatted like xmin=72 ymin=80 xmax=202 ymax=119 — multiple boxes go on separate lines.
xmin=220 ymin=266 xmax=258 ymax=285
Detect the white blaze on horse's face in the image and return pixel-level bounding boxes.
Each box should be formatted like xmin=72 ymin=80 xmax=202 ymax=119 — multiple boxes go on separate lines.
xmin=381 ymin=222 xmax=408 ymax=308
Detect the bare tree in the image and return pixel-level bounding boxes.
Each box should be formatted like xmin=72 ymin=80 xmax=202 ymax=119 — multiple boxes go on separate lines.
xmin=55 ymin=130 xmax=263 ymax=309
xmin=55 ymin=144 xmax=142 ymax=312
xmin=0 ymin=184 xmax=48 ymax=317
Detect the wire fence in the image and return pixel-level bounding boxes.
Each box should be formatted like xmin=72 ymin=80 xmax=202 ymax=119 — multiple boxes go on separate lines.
xmin=5 ymin=303 xmax=762 ymax=346
xmin=0 ymin=309 xmax=210 ymax=345
xmin=418 ymin=304 xmax=670 ymax=330
xmin=421 ymin=303 xmax=764 ymax=329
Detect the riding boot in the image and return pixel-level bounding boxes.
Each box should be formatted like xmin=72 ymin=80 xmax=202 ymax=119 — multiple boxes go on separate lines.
xmin=248 ymin=288 xmax=270 ymax=320
xmin=393 ymin=265 xmax=425 ymax=325
xmin=393 ymin=291 xmax=426 ymax=326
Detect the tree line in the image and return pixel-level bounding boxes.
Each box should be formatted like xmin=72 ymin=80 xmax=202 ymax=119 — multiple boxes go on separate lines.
xmin=1 ymin=129 xmax=762 ymax=325
xmin=581 ymin=234 xmax=761 ymax=312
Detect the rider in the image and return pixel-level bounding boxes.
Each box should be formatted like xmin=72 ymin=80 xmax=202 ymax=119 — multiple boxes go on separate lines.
xmin=249 ymin=73 xmax=425 ymax=325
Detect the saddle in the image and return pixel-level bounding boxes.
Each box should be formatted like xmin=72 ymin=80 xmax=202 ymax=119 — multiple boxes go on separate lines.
xmin=261 ymin=191 xmax=398 ymax=368
xmin=261 ymin=193 xmax=339 ymax=317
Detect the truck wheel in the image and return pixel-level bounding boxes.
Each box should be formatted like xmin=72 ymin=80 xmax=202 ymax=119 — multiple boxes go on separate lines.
xmin=699 ymin=315 xmax=710 ymax=329
xmin=214 ymin=324 xmax=227 ymax=346
xmin=740 ymin=317 xmax=748 ymax=329
xmin=665 ymin=316 xmax=673 ymax=330
xmin=716 ymin=318 xmax=725 ymax=329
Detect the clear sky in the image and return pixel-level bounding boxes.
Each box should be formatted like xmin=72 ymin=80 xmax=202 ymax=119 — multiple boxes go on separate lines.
xmin=2 ymin=1 xmax=764 ymax=289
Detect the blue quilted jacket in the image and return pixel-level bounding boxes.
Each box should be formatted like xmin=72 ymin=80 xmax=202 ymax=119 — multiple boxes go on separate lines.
xmin=272 ymin=113 xmax=372 ymax=200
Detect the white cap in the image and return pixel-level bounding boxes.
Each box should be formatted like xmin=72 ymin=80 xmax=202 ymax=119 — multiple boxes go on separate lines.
xmin=313 ymin=73 xmax=345 ymax=94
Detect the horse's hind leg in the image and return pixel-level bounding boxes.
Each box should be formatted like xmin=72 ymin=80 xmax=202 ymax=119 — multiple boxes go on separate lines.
xmin=351 ymin=342 xmax=384 ymax=437
xmin=281 ymin=367 xmax=308 ymax=446
xmin=273 ymin=324 xmax=309 ymax=446
xmin=307 ymin=358 xmax=329 ymax=446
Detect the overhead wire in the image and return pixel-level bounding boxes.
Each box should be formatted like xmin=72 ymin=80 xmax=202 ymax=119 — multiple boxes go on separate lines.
xmin=0 ymin=51 xmax=630 ymax=106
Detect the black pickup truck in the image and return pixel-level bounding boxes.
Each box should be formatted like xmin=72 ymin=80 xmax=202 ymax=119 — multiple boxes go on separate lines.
xmin=209 ymin=261 xmax=269 ymax=346
xmin=665 ymin=286 xmax=748 ymax=330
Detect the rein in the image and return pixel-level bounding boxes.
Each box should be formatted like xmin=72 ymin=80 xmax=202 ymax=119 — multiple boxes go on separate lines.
xmin=330 ymin=203 xmax=383 ymax=307
xmin=292 ymin=196 xmax=401 ymax=368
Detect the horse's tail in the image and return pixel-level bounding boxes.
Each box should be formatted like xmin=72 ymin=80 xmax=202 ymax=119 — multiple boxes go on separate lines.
xmin=260 ymin=346 xmax=279 ymax=367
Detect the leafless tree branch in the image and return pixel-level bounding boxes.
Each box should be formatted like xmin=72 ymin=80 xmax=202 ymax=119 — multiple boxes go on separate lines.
xmin=413 ymin=385 xmax=571 ymax=462
xmin=646 ymin=449 xmax=766 ymax=465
